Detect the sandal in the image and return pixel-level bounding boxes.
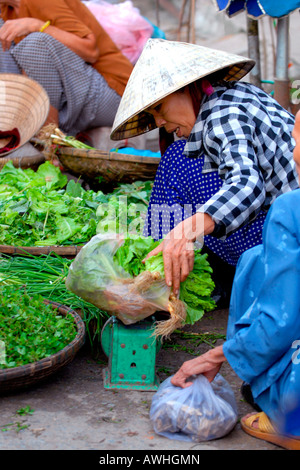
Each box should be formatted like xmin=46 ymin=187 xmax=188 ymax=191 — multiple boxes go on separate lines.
xmin=241 ymin=412 xmax=300 ymax=450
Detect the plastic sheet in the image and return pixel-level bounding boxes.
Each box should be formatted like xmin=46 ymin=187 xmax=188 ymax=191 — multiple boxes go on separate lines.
xmin=83 ymin=0 xmax=154 ymax=63
xmin=65 ymin=233 xmax=171 ymax=325
xmin=150 ymin=373 xmax=238 ymax=442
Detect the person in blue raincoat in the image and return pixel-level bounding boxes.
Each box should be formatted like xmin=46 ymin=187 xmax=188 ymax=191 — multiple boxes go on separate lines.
xmin=171 ymin=110 xmax=300 ymax=450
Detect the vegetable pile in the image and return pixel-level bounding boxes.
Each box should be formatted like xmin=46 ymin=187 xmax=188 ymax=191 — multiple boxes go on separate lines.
xmin=0 ymin=285 xmax=77 ymax=369
xmin=0 ymin=161 xmax=152 ymax=246
xmin=114 ymin=235 xmax=216 ymax=335
xmin=65 ymin=234 xmax=216 ymax=339
xmin=0 ymin=252 xmax=108 ymax=347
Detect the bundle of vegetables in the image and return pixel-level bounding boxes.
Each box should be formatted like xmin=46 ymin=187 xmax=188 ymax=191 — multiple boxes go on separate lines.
xmin=39 ymin=124 xmax=95 ymax=150
xmin=0 ymin=252 xmax=109 ymax=347
xmin=0 ymin=284 xmax=77 ymax=369
xmin=0 ymin=161 xmax=152 ymax=246
xmin=114 ymin=236 xmax=216 ymax=337
xmin=66 ymin=234 xmax=216 ymax=339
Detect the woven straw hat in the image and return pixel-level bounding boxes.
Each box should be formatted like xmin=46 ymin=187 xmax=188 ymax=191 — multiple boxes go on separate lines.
xmin=0 ymin=73 xmax=49 ymax=156
xmin=110 ymin=38 xmax=255 ymax=140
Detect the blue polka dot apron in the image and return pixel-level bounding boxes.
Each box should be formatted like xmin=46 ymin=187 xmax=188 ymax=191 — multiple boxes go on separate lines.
xmin=143 ymin=139 xmax=266 ymax=266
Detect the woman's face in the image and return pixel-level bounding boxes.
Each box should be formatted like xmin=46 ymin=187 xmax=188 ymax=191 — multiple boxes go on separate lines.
xmin=292 ymin=110 xmax=300 ymax=181
xmin=147 ymin=87 xmax=196 ymax=139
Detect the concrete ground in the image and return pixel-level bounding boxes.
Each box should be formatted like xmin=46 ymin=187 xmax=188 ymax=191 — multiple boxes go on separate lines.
xmin=0 ymin=308 xmax=283 ymax=451
xmin=1 ymin=0 xmax=298 ymax=454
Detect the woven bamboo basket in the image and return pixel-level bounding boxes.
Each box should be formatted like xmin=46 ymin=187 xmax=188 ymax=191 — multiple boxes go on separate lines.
xmin=56 ymin=147 xmax=160 ymax=183
xmin=0 ymin=301 xmax=85 ymax=393
xmin=0 ymin=152 xmax=45 ymax=171
xmin=0 ymin=244 xmax=83 ymax=258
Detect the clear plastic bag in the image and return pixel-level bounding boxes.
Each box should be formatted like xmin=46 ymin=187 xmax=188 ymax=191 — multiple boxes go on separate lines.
xmin=65 ymin=233 xmax=171 ymax=325
xmin=150 ymin=374 xmax=238 ymax=442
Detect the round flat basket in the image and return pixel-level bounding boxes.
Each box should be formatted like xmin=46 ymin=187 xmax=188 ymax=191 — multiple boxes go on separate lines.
xmin=0 ymin=152 xmax=45 ymax=171
xmin=0 ymin=301 xmax=85 ymax=394
xmin=0 ymin=244 xmax=83 ymax=258
xmin=56 ymin=147 xmax=160 ymax=183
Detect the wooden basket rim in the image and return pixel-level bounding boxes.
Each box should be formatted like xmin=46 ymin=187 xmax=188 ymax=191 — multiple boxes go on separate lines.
xmin=0 ymin=301 xmax=85 ymax=383
xmin=56 ymin=147 xmax=161 ymax=165
xmin=0 ymin=244 xmax=83 ymax=256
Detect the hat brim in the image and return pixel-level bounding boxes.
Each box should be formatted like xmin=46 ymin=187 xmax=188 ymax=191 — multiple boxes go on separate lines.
xmin=0 ymin=73 xmax=50 ymax=156
xmin=110 ymin=39 xmax=255 ymax=141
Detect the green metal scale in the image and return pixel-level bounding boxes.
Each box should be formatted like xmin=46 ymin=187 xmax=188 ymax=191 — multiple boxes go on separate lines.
xmin=101 ymin=316 xmax=161 ymax=391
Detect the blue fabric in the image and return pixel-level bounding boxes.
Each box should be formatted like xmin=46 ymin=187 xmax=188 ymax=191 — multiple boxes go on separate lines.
xmin=215 ymin=0 xmax=300 ymax=18
xmin=261 ymin=0 xmax=300 ymax=17
xmin=143 ymin=139 xmax=266 ymax=266
xmin=110 ymin=147 xmax=161 ymax=158
xmin=223 ymin=189 xmax=300 ymax=433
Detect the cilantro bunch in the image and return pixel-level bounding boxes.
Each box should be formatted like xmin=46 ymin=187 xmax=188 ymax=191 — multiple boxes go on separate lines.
xmin=0 ymin=285 xmax=77 ymax=369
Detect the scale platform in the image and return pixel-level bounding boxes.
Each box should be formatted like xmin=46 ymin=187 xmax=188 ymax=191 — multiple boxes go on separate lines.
xmin=101 ymin=316 xmax=161 ymax=391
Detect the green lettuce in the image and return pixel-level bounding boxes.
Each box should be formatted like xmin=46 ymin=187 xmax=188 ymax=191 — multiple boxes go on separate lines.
xmin=114 ymin=236 xmax=216 ymax=325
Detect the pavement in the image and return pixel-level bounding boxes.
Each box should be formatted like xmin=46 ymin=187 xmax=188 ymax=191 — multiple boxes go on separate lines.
xmin=1 ymin=0 xmax=298 ymax=455
xmin=0 ymin=308 xmax=284 ymax=452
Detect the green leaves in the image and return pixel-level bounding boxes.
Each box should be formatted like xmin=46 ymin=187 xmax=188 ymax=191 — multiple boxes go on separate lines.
xmin=0 ymin=284 xmax=77 ymax=369
xmin=114 ymin=236 xmax=216 ymax=326
xmin=113 ymin=235 xmax=159 ymax=276
xmin=0 ymin=162 xmax=153 ymax=247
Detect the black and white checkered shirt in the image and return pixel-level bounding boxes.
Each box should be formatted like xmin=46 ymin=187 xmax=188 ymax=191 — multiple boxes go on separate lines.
xmin=183 ymin=81 xmax=298 ymax=238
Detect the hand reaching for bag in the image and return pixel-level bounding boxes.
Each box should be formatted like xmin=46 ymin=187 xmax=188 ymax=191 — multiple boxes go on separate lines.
xmin=171 ymin=345 xmax=226 ymax=388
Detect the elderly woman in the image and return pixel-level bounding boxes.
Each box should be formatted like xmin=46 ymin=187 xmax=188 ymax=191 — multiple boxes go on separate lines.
xmin=169 ymin=110 xmax=300 ymax=450
xmin=0 ymin=0 xmax=133 ymax=136
xmin=111 ymin=39 xmax=298 ymax=302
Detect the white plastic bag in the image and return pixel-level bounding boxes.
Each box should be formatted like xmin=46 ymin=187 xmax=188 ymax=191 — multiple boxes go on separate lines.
xmin=83 ymin=0 xmax=153 ymax=63
xmin=150 ymin=374 xmax=238 ymax=442
xmin=65 ymin=233 xmax=171 ymax=325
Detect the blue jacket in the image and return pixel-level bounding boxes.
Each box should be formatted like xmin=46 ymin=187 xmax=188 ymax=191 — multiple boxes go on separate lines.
xmin=223 ymin=189 xmax=300 ymax=400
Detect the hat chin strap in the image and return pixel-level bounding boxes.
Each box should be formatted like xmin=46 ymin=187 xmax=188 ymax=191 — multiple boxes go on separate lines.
xmin=0 ymin=128 xmax=20 ymax=154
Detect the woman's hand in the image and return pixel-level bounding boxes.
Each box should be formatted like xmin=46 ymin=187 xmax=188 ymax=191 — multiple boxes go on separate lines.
xmin=171 ymin=345 xmax=226 ymax=388
xmin=0 ymin=18 xmax=99 ymax=64
xmin=0 ymin=18 xmax=43 ymax=50
xmin=143 ymin=212 xmax=215 ymax=295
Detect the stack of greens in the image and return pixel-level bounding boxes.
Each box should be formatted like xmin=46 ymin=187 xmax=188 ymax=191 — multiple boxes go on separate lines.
xmin=0 ymin=252 xmax=108 ymax=347
xmin=0 ymin=285 xmax=77 ymax=369
xmin=113 ymin=236 xmax=216 ymax=326
xmin=0 ymin=161 xmax=152 ymax=247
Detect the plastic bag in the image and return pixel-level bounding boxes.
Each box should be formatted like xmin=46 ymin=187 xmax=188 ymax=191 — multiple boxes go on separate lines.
xmin=65 ymin=233 xmax=171 ymax=325
xmin=83 ymin=0 xmax=154 ymax=64
xmin=150 ymin=374 xmax=238 ymax=442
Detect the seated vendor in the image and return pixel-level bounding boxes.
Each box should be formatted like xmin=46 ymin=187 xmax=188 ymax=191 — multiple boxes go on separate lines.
xmin=110 ymin=39 xmax=298 ymax=306
xmin=0 ymin=0 xmax=133 ymax=137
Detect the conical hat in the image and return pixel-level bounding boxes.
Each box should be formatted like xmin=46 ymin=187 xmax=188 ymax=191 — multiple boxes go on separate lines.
xmin=0 ymin=73 xmax=49 ymax=156
xmin=110 ymin=38 xmax=255 ymax=140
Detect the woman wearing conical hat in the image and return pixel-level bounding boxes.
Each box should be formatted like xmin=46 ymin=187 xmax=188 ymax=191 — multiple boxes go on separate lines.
xmin=0 ymin=0 xmax=133 ymax=137
xmin=111 ymin=38 xmax=298 ymax=304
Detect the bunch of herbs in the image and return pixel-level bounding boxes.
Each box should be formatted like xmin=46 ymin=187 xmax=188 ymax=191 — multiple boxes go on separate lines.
xmin=0 ymin=284 xmax=77 ymax=369
xmin=0 ymin=162 xmax=152 ymax=247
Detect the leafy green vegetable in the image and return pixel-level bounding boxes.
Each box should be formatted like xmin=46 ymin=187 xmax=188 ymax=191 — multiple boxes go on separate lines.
xmin=113 ymin=234 xmax=159 ymax=276
xmin=113 ymin=236 xmax=216 ymax=325
xmin=0 ymin=162 xmax=153 ymax=247
xmin=0 ymin=252 xmax=108 ymax=347
xmin=0 ymin=284 xmax=77 ymax=369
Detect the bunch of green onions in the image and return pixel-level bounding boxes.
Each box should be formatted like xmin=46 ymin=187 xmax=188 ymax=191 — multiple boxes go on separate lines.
xmin=0 ymin=252 xmax=109 ymax=347
xmin=38 ymin=124 xmax=95 ymax=150
xmin=50 ymin=127 xmax=94 ymax=150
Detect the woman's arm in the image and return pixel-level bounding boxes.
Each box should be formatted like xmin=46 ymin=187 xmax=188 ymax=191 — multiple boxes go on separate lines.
xmin=0 ymin=18 xmax=99 ymax=63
